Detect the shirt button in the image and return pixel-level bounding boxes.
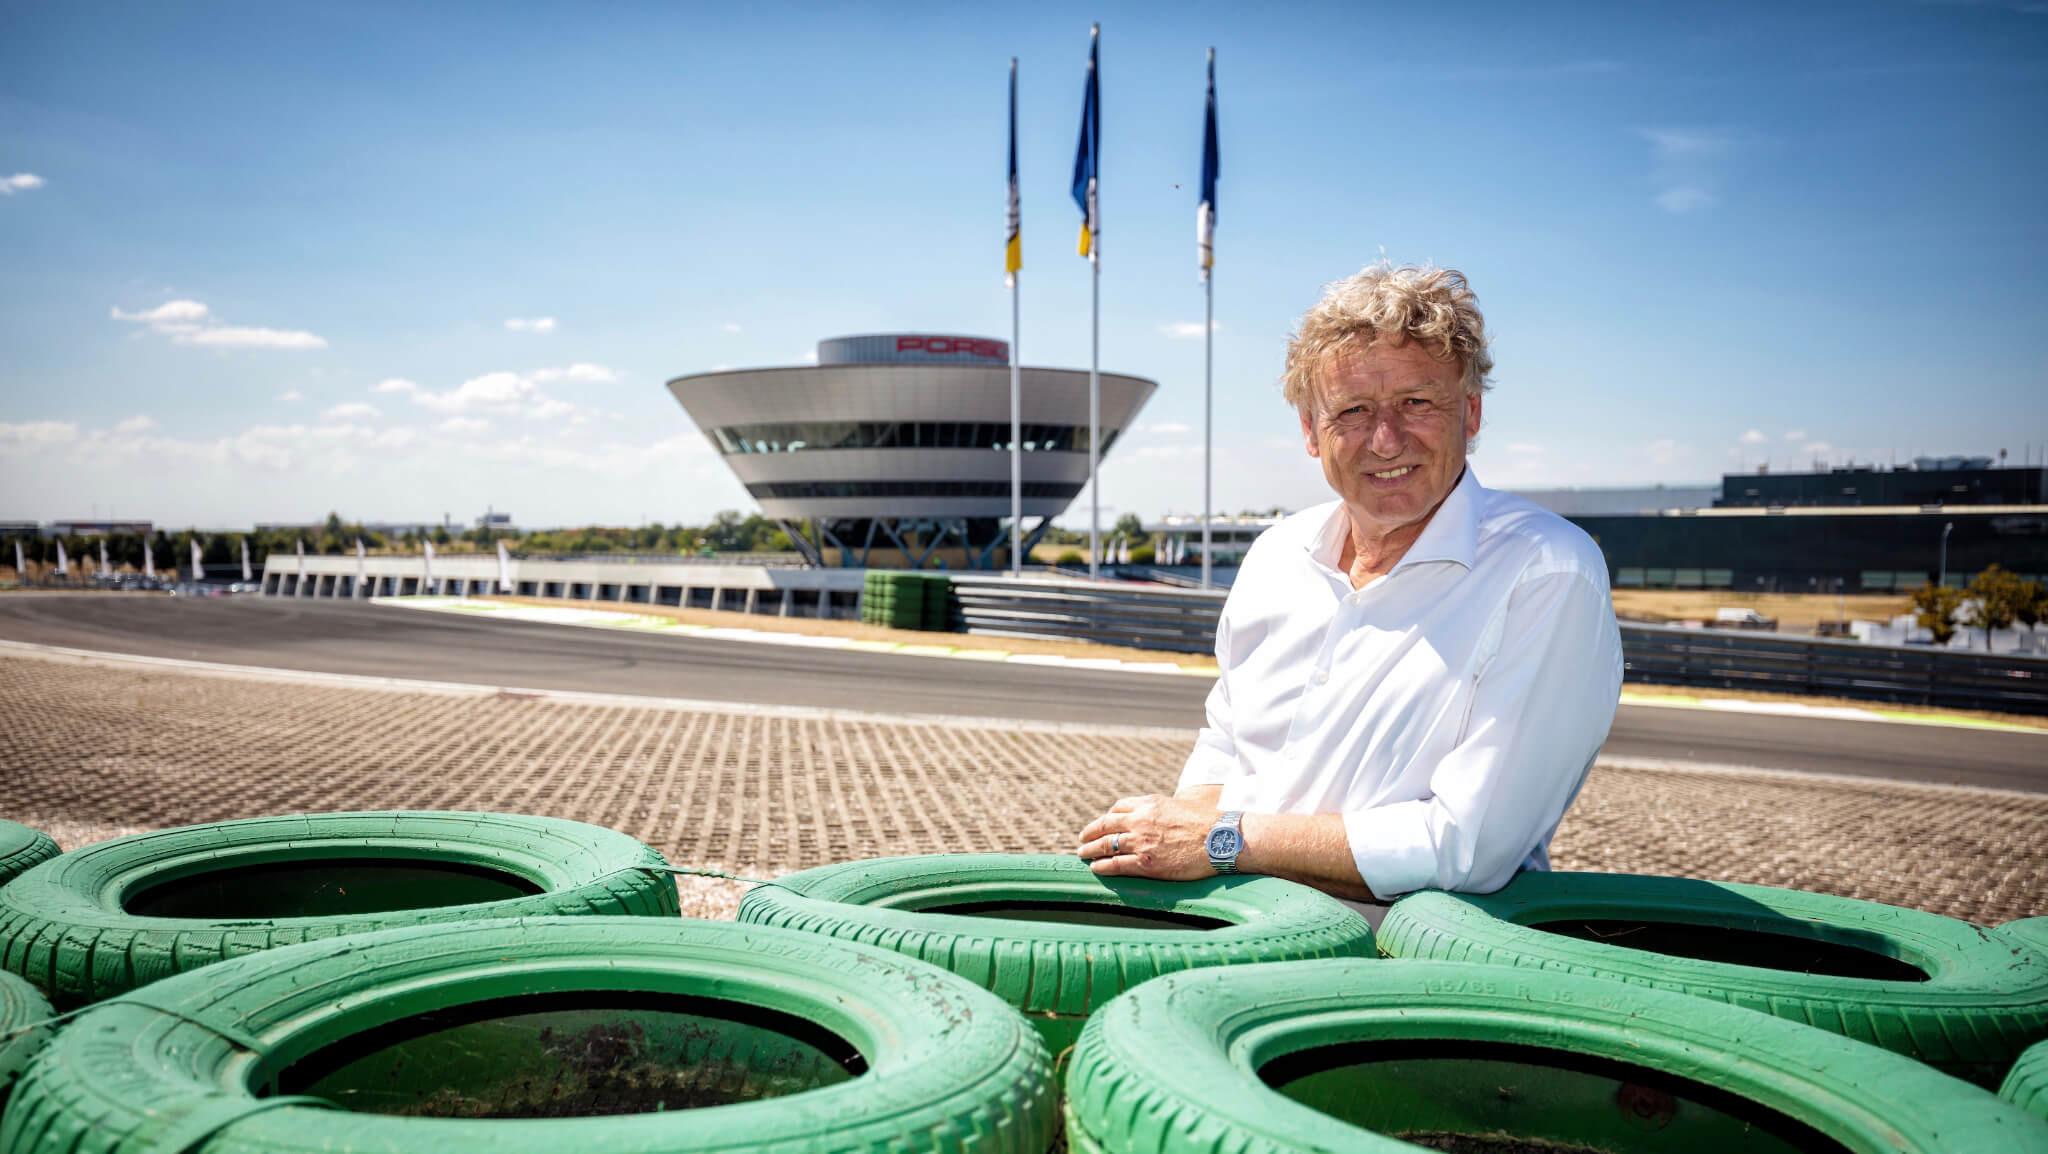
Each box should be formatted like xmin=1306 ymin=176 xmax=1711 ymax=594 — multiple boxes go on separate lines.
xmin=1312 ymin=669 xmax=1330 ymax=684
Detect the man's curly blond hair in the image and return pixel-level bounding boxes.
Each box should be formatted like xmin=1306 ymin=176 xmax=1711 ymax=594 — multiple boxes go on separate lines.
xmin=1281 ymin=263 xmax=1494 ymax=413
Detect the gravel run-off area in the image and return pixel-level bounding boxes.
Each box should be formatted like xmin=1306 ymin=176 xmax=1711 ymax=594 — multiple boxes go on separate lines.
xmin=1 ymin=650 xmax=2041 ymax=924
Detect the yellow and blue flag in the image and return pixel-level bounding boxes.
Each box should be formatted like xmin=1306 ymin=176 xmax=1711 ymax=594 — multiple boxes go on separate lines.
xmin=1199 ymin=48 xmax=1218 ymax=281
xmin=1072 ymin=25 xmax=1100 ymax=261
xmin=1006 ymin=58 xmax=1021 ymax=285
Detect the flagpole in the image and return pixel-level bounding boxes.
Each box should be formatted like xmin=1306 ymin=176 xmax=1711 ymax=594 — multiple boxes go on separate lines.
xmin=1203 ymin=256 xmax=1213 ymax=589
xmin=1085 ymin=24 xmax=1102 ymax=582
xmin=1198 ymin=46 xmax=1219 ymax=589
xmin=1008 ymin=57 xmax=1023 ymax=578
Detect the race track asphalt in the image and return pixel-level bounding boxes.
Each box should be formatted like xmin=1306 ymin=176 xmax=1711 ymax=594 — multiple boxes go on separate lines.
xmin=1 ymin=593 xmax=2041 ymax=792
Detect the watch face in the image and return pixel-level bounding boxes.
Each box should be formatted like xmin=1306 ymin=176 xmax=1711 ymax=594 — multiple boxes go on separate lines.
xmin=1207 ymin=827 xmax=1241 ymax=858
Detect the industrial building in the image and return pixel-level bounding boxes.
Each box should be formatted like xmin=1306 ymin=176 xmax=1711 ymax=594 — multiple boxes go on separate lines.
xmin=668 ymin=334 xmax=1156 ymax=569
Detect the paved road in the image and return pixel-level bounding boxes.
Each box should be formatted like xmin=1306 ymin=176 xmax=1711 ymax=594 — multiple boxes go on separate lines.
xmin=2 ymin=594 xmax=2040 ymax=791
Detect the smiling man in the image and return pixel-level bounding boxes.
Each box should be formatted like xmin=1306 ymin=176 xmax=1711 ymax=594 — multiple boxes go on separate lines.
xmin=1078 ymin=263 xmax=1622 ymax=921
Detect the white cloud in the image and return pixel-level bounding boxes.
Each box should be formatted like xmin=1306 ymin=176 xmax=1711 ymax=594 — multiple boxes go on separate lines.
xmin=321 ymin=402 xmax=381 ymax=422
xmin=800 ymin=350 xmax=819 ymax=364
xmin=721 ymin=322 xmax=742 ymax=334
xmin=114 ymin=415 xmax=155 ymax=435
xmin=1643 ymin=438 xmax=1690 ymax=466
xmin=1158 ymin=321 xmax=1220 ymax=339
xmin=276 ymin=390 xmax=304 ymax=403
xmin=111 ymin=300 xmax=210 ymax=325
xmin=1740 ymin=428 xmax=1768 ymax=445
xmin=111 ymin=298 xmax=327 ymax=350
xmin=1508 ymin=442 xmax=1547 ymax=454
xmin=1656 ymin=188 xmax=1715 ymax=214
xmin=505 ymin=316 xmax=557 ymax=334
xmin=1784 ymin=429 xmax=1807 ymax=441
xmin=1642 ymin=128 xmax=1732 ymax=215
xmin=183 ymin=326 xmax=327 ymax=350
xmin=0 ymin=173 xmax=44 ymax=196
xmin=0 ymin=421 xmax=80 ymax=445
xmin=372 ymin=378 xmax=419 ymax=395
xmin=531 ymin=362 xmax=619 ymax=385
xmin=1802 ymin=441 xmax=1833 ymax=456
xmin=1138 ymin=421 xmax=1193 ymax=435
xmin=437 ymin=417 xmax=490 ymax=436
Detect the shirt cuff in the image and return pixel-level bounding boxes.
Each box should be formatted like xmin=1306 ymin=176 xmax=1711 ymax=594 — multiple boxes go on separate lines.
xmin=1175 ymin=741 xmax=1239 ymax=790
xmin=1342 ymin=801 xmax=1439 ymax=900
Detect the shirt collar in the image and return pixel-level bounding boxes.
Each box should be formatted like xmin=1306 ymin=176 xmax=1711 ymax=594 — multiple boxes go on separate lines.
xmin=1305 ymin=466 xmax=1482 ymax=576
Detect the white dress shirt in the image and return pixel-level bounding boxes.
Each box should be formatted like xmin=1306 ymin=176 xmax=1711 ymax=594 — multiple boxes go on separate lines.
xmin=1179 ymin=468 xmax=1622 ymax=899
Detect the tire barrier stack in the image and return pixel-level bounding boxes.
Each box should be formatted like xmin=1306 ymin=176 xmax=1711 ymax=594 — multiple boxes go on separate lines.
xmin=0 ymin=812 xmax=681 ymax=1007
xmin=1376 ymin=870 xmax=2048 ymax=1088
xmin=860 ymin=570 xmax=953 ymax=631
xmin=1063 ymin=959 xmax=2047 ymax=1153
xmin=0 ymin=823 xmax=57 ymax=890
xmin=736 ymin=853 xmax=1378 ymax=1053
xmin=0 ymin=809 xmax=2044 ymax=1151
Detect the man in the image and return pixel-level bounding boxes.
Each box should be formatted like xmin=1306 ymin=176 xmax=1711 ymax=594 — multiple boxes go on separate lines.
xmin=1078 ymin=263 xmax=1621 ymax=917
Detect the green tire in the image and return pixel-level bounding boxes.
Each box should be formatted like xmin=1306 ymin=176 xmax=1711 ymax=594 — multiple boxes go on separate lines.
xmin=0 ymin=821 xmax=59 ymax=888
xmin=1065 ymin=958 xmax=2048 ymax=1153
xmin=0 ymin=917 xmax=1055 ymax=1154
xmin=737 ymin=853 xmax=1376 ymax=1053
xmin=0 ymin=811 xmax=679 ymax=1007
xmin=1378 ymin=871 xmax=2048 ymax=1086
xmin=0 ymin=969 xmax=53 ymax=1115
xmin=2001 ymin=916 xmax=2048 ymax=956
xmin=2005 ymin=1038 xmax=2048 ymax=1121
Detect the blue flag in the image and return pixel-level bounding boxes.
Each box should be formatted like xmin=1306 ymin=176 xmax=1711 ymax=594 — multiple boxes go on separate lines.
xmin=1199 ymin=49 xmax=1218 ymax=280
xmin=1072 ymin=25 xmax=1100 ymax=260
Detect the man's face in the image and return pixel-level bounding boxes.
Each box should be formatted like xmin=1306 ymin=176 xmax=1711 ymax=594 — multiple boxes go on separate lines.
xmin=1300 ymin=338 xmax=1482 ymax=542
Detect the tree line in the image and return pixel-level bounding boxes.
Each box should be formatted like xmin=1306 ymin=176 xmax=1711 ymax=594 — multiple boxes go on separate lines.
xmin=1911 ymin=565 xmax=2045 ymax=646
xmin=2 ymin=510 xmax=800 ymax=572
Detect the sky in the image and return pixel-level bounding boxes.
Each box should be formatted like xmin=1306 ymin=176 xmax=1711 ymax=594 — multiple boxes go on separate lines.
xmin=2 ymin=1 xmax=2044 ymax=531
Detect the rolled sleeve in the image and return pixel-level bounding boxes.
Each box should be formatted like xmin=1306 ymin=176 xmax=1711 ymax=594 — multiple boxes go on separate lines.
xmin=1343 ymin=568 xmax=1622 ymax=899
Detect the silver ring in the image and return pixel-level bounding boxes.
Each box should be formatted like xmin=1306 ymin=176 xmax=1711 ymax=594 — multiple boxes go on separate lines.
xmin=1109 ymin=833 xmax=1122 ymax=855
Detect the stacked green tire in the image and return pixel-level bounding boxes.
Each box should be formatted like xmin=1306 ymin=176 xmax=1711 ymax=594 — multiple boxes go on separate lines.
xmin=0 ymin=917 xmax=1056 ymax=1153
xmin=0 ymin=822 xmax=58 ymax=888
xmin=2005 ymin=1038 xmax=2048 ymax=1121
xmin=1378 ymin=871 xmax=2048 ymax=1087
xmin=0 ymin=811 xmax=680 ymax=1007
xmin=919 ymin=573 xmax=953 ymax=631
xmin=861 ymin=570 xmax=927 ymax=630
xmin=860 ymin=571 xmax=952 ymax=631
xmin=0 ymin=970 xmax=53 ymax=1116
xmin=737 ymin=853 xmax=1377 ymax=1053
xmin=1063 ymin=958 xmax=2048 ymax=1152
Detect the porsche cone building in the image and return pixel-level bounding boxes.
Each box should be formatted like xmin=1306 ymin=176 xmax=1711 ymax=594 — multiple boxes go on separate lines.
xmin=668 ymin=334 xmax=1157 ymax=569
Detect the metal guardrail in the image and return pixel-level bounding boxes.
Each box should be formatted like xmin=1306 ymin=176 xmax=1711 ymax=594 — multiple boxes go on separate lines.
xmin=951 ymin=578 xmax=2048 ymax=713
xmin=951 ymin=577 xmax=1225 ymax=655
xmin=1620 ymin=623 xmax=2048 ymax=715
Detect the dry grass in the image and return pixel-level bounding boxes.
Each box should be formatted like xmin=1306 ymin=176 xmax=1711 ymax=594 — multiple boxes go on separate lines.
xmin=1611 ymin=590 xmax=1914 ymax=631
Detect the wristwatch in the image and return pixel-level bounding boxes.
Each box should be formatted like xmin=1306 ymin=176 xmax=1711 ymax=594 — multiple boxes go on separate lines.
xmin=1206 ymin=810 xmax=1245 ymax=875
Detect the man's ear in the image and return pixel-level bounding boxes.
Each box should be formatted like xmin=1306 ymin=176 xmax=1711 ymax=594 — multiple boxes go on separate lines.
xmin=1463 ymin=389 xmax=1483 ymax=442
xmin=1300 ymin=406 xmax=1321 ymax=460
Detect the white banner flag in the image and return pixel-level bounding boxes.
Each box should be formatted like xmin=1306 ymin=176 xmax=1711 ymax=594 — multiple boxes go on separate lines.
xmin=356 ymin=538 xmax=367 ymax=595
xmin=54 ymin=540 xmax=68 ymax=576
xmin=423 ymin=540 xmax=435 ymax=593
xmin=241 ymin=538 xmax=252 ymax=581
xmin=144 ymin=545 xmax=155 ymax=581
xmin=497 ymin=540 xmax=513 ymax=593
xmin=100 ymin=539 xmax=110 ymax=575
xmin=191 ymin=539 xmax=204 ymax=583
xmin=12 ymin=539 xmax=22 ymax=578
xmin=296 ymin=538 xmax=305 ymax=575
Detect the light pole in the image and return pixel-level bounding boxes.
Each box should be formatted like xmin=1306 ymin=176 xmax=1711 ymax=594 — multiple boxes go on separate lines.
xmin=1938 ymin=521 xmax=1954 ymax=588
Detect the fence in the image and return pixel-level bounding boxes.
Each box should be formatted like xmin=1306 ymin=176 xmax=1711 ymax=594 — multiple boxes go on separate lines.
xmin=951 ymin=577 xmax=2048 ymax=714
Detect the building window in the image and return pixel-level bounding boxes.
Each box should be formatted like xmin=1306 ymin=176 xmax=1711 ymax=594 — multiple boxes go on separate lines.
xmin=708 ymin=422 xmax=1118 ymax=456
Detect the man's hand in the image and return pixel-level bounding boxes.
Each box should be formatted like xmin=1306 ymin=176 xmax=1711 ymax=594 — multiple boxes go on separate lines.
xmin=1077 ymin=794 xmax=1219 ymax=880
